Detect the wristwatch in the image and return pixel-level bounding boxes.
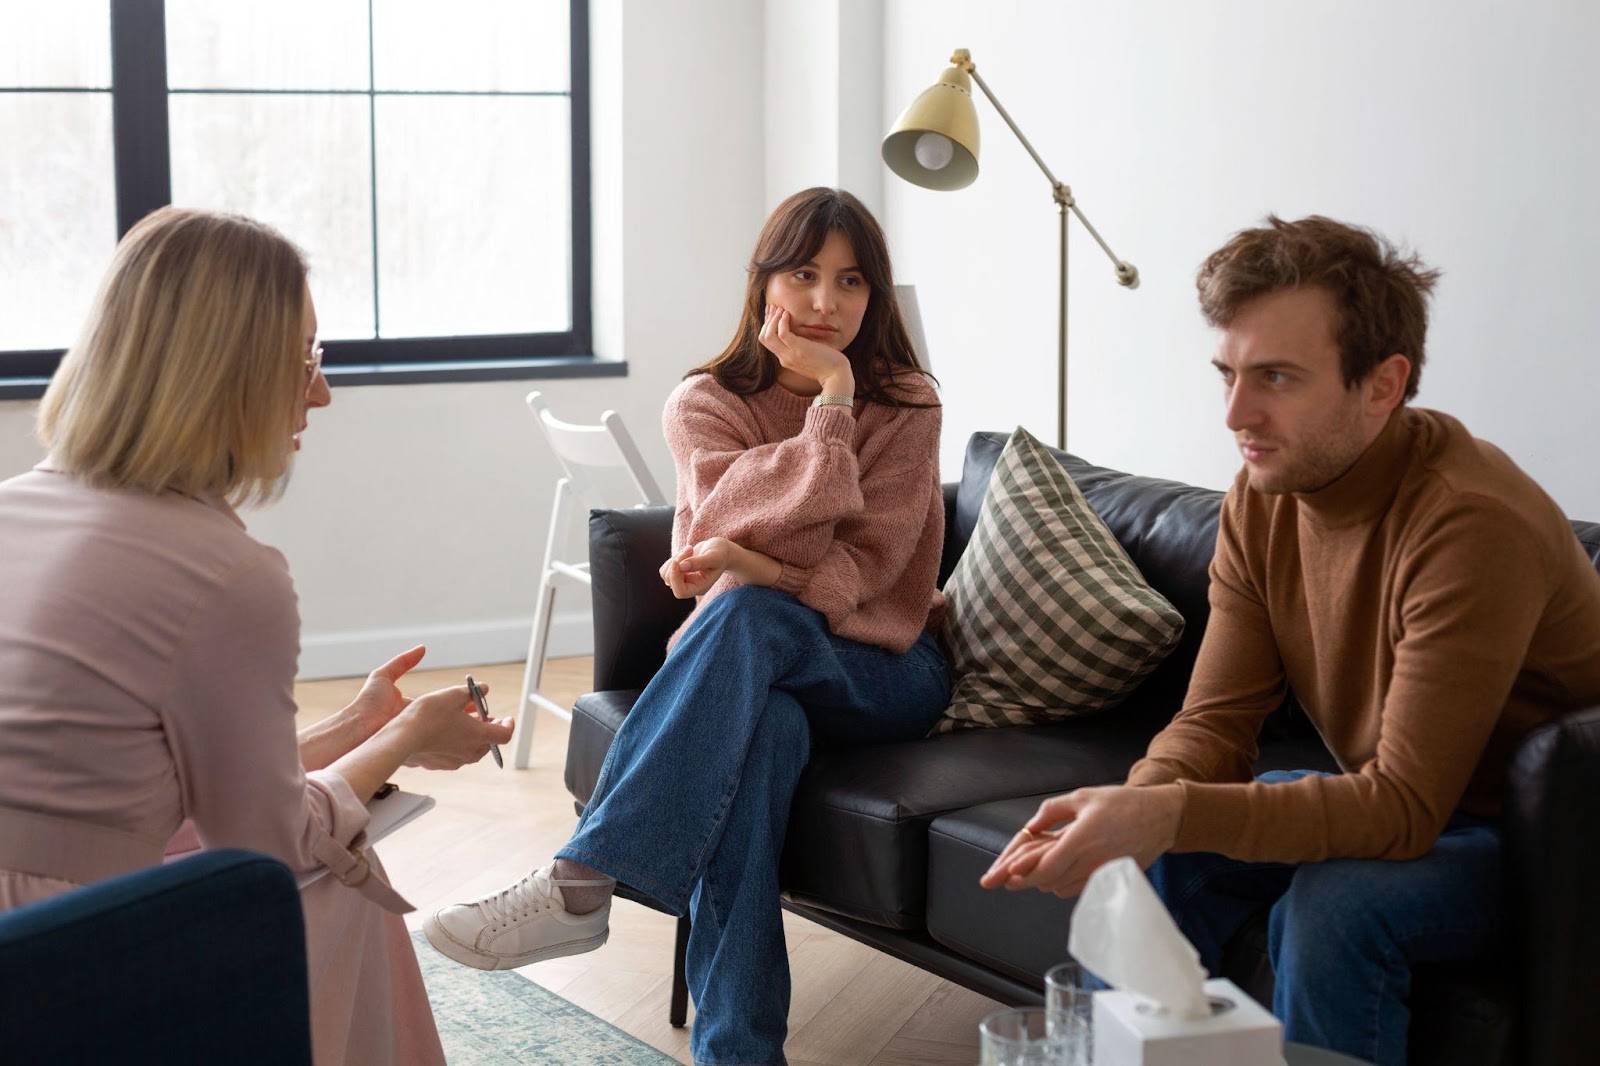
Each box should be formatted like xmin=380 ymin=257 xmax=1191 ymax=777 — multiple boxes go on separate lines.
xmin=812 ymin=394 xmax=854 ymax=409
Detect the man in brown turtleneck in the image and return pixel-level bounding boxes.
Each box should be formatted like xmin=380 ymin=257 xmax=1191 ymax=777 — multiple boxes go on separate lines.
xmin=981 ymin=216 xmax=1600 ymax=1066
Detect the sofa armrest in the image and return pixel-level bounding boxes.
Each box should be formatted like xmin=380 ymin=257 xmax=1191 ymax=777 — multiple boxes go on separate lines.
xmin=1505 ymin=705 xmax=1600 ymax=1066
xmin=589 ymin=505 xmax=693 ymax=693
xmin=0 ymin=849 xmax=311 ymax=1063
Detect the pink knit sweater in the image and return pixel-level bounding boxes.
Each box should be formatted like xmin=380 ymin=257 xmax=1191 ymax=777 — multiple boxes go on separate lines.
xmin=662 ymin=372 xmax=945 ymax=655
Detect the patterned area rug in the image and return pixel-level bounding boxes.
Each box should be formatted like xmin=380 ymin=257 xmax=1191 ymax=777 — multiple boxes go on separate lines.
xmin=411 ymin=932 xmax=679 ymax=1065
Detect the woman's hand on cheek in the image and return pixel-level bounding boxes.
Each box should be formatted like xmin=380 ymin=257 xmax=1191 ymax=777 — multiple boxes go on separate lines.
xmin=759 ymin=306 xmax=851 ymax=387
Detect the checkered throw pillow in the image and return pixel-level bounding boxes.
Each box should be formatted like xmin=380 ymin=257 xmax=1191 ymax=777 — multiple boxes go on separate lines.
xmin=935 ymin=427 xmax=1184 ymax=732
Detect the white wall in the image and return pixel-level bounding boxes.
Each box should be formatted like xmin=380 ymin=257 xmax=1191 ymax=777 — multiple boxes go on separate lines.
xmin=765 ymin=0 xmax=885 ymax=217
xmin=0 ymin=0 xmax=768 ymax=679
xmin=881 ymin=0 xmax=1600 ymax=515
xmin=7 ymin=0 xmax=1596 ymax=679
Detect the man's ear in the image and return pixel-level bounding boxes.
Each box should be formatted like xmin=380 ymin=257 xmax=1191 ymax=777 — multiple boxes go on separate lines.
xmin=1367 ymin=353 xmax=1411 ymax=415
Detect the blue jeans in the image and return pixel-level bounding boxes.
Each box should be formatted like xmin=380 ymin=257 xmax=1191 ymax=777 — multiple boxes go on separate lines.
xmin=558 ymin=587 xmax=951 ymax=1066
xmin=1145 ymin=770 xmax=1503 ymax=1066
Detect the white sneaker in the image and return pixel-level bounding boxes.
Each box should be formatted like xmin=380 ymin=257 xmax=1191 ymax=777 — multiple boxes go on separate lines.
xmin=424 ymin=864 xmax=612 ymax=971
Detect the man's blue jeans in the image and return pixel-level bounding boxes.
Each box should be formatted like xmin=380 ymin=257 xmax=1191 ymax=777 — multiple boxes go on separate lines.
xmin=1145 ymin=770 xmax=1503 ymax=1066
xmin=558 ymin=587 xmax=951 ymax=1066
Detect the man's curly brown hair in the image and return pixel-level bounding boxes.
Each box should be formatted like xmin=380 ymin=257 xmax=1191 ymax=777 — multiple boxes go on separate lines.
xmin=1197 ymin=216 xmax=1442 ymax=401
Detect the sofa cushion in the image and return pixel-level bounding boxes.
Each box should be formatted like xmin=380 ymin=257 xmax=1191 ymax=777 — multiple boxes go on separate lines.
xmin=572 ymin=686 xmax=1186 ymax=927
xmin=780 ymin=711 xmax=1156 ymax=930
xmin=938 ymin=427 xmax=1186 ymax=732
xmin=570 ymin=692 xmax=1338 ymax=933
xmin=924 ymin=734 xmax=1343 ymax=985
xmin=927 ymin=796 xmax=1078 ymax=985
xmin=565 ymin=690 xmax=637 ymax=806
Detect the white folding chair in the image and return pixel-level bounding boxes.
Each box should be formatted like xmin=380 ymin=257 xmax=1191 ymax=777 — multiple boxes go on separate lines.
xmin=514 ymin=391 xmax=667 ymax=769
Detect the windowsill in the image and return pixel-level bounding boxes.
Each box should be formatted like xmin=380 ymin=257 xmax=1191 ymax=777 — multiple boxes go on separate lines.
xmin=320 ymin=356 xmax=626 ymax=388
xmin=0 ymin=378 xmax=51 ymax=402
xmin=0 ymin=356 xmax=626 ymax=401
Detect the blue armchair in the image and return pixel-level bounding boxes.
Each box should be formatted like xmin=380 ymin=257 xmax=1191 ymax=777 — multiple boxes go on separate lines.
xmin=0 ymin=848 xmax=312 ymax=1064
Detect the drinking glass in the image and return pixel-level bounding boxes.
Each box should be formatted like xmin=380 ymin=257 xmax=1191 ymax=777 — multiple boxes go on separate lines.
xmin=979 ymin=1007 xmax=1062 ymax=1066
xmin=1045 ymin=961 xmax=1095 ymax=1066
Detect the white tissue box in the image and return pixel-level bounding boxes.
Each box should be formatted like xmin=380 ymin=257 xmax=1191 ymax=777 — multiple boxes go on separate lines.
xmin=1092 ymin=978 xmax=1282 ymax=1066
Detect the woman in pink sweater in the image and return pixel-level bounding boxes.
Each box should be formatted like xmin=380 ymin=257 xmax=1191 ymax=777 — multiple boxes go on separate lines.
xmin=0 ymin=207 xmax=514 ymax=1065
xmin=427 ymin=188 xmax=949 ymax=1065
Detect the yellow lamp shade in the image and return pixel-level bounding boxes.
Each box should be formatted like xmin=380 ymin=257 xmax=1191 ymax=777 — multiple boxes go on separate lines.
xmin=882 ymin=65 xmax=981 ymax=191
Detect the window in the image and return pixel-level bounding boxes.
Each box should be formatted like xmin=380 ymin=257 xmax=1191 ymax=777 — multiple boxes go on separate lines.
xmin=0 ymin=0 xmax=601 ymax=398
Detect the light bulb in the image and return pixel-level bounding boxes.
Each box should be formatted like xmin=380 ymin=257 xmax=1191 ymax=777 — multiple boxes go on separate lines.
xmin=913 ymin=132 xmax=954 ymax=171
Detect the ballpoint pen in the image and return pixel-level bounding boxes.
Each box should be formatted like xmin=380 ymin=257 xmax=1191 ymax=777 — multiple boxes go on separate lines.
xmin=465 ymin=674 xmax=503 ymax=769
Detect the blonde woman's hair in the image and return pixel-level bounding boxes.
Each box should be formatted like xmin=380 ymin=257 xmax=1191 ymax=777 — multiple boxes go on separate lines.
xmin=37 ymin=207 xmax=309 ymax=506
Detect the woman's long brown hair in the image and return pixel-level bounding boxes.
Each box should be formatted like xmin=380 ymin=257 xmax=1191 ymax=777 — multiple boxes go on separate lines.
xmin=689 ymin=187 xmax=937 ymax=408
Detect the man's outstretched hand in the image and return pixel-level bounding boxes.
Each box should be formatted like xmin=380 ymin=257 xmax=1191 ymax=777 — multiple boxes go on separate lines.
xmin=980 ymin=784 xmax=1185 ymax=898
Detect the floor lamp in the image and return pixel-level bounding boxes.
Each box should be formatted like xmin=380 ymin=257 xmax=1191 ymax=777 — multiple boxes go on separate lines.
xmin=883 ymin=48 xmax=1139 ymax=451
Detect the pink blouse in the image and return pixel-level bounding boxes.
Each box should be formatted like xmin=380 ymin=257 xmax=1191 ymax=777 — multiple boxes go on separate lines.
xmin=0 ymin=465 xmax=441 ymax=1065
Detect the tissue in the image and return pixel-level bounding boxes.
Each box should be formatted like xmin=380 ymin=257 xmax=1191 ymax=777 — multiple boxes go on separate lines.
xmin=1067 ymin=856 xmax=1211 ymax=1021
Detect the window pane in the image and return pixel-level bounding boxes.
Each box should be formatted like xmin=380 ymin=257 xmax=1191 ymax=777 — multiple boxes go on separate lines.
xmin=0 ymin=94 xmax=114 ymax=351
xmin=0 ymin=0 xmax=110 ymax=88
xmin=373 ymin=0 xmax=568 ymax=93
xmin=169 ymin=94 xmax=376 ymax=338
xmin=165 ymin=0 xmax=368 ymax=90
xmin=374 ymin=96 xmax=570 ymax=337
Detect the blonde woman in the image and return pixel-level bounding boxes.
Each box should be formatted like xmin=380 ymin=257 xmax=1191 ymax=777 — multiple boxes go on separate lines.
xmin=0 ymin=207 xmax=512 ymax=1065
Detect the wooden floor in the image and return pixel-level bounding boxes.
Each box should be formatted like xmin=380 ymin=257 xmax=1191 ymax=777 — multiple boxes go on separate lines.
xmin=294 ymin=658 xmax=1003 ymax=1065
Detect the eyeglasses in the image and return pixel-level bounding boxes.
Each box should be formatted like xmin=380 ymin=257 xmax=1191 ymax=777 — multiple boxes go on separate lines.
xmin=304 ymin=343 xmax=324 ymax=392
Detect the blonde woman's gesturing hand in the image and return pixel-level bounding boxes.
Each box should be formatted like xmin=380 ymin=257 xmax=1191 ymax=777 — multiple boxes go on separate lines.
xmin=397 ymin=683 xmax=515 ymax=771
xmin=330 ymin=683 xmax=515 ymax=801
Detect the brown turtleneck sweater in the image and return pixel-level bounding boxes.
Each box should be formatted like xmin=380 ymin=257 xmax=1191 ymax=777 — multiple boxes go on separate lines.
xmin=1127 ymin=408 xmax=1600 ymax=862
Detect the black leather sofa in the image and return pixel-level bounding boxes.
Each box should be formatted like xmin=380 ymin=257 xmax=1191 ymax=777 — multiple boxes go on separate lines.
xmin=567 ymin=430 xmax=1600 ymax=1066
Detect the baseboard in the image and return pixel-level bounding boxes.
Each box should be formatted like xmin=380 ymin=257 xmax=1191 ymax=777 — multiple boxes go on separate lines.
xmin=296 ymin=610 xmax=592 ymax=681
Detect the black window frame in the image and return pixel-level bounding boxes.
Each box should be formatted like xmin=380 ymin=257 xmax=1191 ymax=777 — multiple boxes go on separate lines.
xmin=0 ymin=0 xmax=612 ymax=400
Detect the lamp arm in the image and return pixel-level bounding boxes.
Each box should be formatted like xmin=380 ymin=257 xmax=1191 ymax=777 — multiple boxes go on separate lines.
xmin=965 ymin=62 xmax=1139 ymax=288
xmin=965 ymin=65 xmax=1062 ymax=190
xmin=1067 ymin=201 xmax=1140 ymax=287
